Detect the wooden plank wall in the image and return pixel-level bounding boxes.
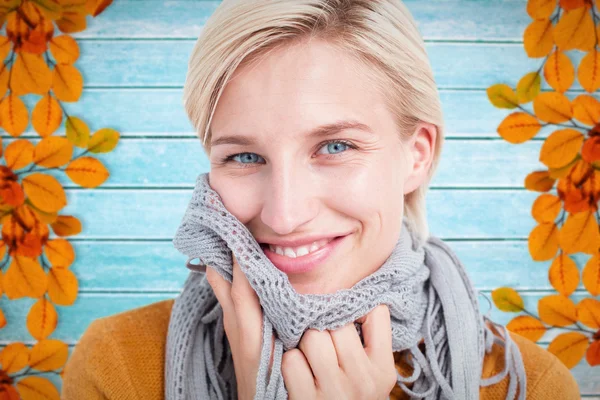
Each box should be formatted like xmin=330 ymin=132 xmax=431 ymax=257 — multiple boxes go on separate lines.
xmin=1 ymin=0 xmax=598 ymax=396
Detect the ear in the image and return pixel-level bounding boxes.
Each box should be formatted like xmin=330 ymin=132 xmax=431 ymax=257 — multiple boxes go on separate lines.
xmin=403 ymin=122 xmax=437 ymax=195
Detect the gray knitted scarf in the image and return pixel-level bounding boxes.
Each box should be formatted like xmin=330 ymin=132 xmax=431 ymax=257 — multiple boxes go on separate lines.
xmin=165 ymin=172 xmax=527 ymax=399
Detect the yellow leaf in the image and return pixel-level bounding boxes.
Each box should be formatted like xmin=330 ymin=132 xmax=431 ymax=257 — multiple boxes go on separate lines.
xmin=538 ymin=294 xmax=578 ymax=326
xmin=543 ymin=50 xmax=575 ymax=93
xmin=50 ymin=215 xmax=82 ymax=237
xmin=31 ymin=94 xmax=63 ymax=137
xmin=587 ymin=340 xmax=600 ymax=366
xmin=52 ymin=63 xmax=83 ymax=102
xmin=531 ymin=193 xmax=562 ymax=223
xmin=26 ymin=297 xmax=58 ymax=340
xmin=0 ymin=342 xmax=30 ymax=373
xmin=572 ymin=94 xmax=600 ymax=125
xmin=48 ymin=267 xmax=78 ymax=305
xmin=56 ymin=11 xmax=87 ymax=34
xmin=0 ymin=36 xmax=11 ymax=65
xmin=65 ymin=116 xmax=90 ymax=147
xmin=528 ymin=222 xmax=559 ymax=261
xmin=4 ymin=139 xmax=34 ymax=170
xmin=524 ymin=19 xmax=554 ymax=58
xmin=26 ymin=201 xmax=58 ymax=225
xmin=577 ymin=298 xmax=600 ymax=329
xmin=2 ymin=256 xmax=47 ymax=299
xmin=527 ymin=0 xmax=557 ymax=19
xmin=487 ymin=84 xmax=518 ymax=109
xmin=506 ymin=315 xmax=547 ymax=342
xmin=11 ymin=52 xmax=52 ymax=96
xmin=88 ymin=128 xmax=120 ymax=153
xmin=525 ymin=170 xmax=556 ymax=192
xmin=554 ymin=7 xmax=595 ymax=51
xmin=49 ymin=35 xmax=79 ymax=64
xmin=16 ymin=376 xmax=60 ymax=400
xmin=31 ymin=0 xmax=62 ymax=20
xmin=491 ymin=287 xmax=524 ymax=312
xmin=28 ymin=339 xmax=69 ymax=371
xmin=559 ymin=210 xmax=600 ymax=254
xmin=65 ymin=156 xmax=109 ymax=188
xmin=516 ymin=71 xmax=542 ymax=103
xmin=0 ymin=94 xmax=29 ymax=137
xmin=548 ymin=332 xmax=589 ymax=369
xmin=548 ymin=253 xmax=580 ymax=296
xmin=533 ymin=91 xmax=573 ymax=123
xmin=549 ymin=156 xmax=579 ymax=179
xmin=539 ymin=128 xmax=584 ymax=168
xmin=582 ymin=253 xmax=600 ymax=295
xmin=0 ymin=61 xmax=9 ymax=99
xmin=44 ymin=238 xmax=75 ymax=268
xmin=497 ymin=112 xmax=542 ymax=144
xmin=578 ymin=50 xmax=600 ymax=93
xmin=32 ymin=136 xmax=73 ymax=168
xmin=22 ymin=173 xmax=67 ymax=213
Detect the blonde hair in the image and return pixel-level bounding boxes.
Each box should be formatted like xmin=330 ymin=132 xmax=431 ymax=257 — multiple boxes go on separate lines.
xmin=182 ymin=0 xmax=445 ymax=245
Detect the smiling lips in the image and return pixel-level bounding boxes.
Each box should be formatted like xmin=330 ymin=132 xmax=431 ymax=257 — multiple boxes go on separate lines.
xmin=266 ymin=237 xmax=334 ymax=258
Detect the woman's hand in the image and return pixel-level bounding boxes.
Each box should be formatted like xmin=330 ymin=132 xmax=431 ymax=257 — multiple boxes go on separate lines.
xmin=281 ymin=304 xmax=398 ymax=400
xmin=206 ymin=254 xmax=275 ymax=400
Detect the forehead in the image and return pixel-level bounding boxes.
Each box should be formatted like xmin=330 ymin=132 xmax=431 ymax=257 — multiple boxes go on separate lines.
xmin=210 ymin=39 xmax=389 ymax=141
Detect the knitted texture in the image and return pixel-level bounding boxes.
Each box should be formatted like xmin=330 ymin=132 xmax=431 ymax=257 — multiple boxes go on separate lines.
xmin=165 ymin=172 xmax=528 ymax=400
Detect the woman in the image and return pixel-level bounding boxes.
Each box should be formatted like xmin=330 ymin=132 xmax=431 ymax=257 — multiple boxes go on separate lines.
xmin=61 ymin=0 xmax=581 ymax=399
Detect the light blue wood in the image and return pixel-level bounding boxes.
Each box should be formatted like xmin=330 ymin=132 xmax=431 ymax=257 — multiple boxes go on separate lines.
xmin=1 ymin=0 xmax=597 ymax=395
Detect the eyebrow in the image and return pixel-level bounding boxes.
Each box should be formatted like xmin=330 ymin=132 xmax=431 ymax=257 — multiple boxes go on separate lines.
xmin=210 ymin=119 xmax=373 ymax=147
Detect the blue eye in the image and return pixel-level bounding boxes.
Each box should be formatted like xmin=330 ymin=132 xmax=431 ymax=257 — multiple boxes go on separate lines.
xmin=230 ymin=153 xmax=264 ymax=164
xmin=318 ymin=141 xmax=350 ymax=155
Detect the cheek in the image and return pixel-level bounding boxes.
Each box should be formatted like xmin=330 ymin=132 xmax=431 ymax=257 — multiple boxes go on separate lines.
xmin=208 ymin=173 xmax=264 ymax=224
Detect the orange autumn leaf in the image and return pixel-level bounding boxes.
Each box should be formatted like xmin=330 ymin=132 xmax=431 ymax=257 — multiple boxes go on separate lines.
xmin=533 ymin=91 xmax=573 ymax=123
xmin=11 ymin=51 xmax=52 ymax=96
xmin=26 ymin=297 xmax=58 ymax=340
xmin=525 ymin=170 xmax=556 ymax=192
xmin=538 ymin=294 xmax=578 ymax=326
xmin=539 ymin=128 xmax=584 ymax=168
xmin=16 ymin=376 xmax=60 ymax=400
xmin=559 ymin=0 xmax=590 ymax=9
xmin=0 ymin=60 xmax=9 ymax=99
xmin=528 ymin=222 xmax=560 ymax=261
xmin=4 ymin=139 xmax=34 ymax=170
xmin=87 ymin=0 xmax=114 ymax=17
xmin=33 ymin=136 xmax=74 ymax=168
xmin=0 ymin=36 xmax=10 ymax=63
xmin=572 ymin=94 xmax=600 ymax=125
xmin=0 ymin=176 xmax=24 ymax=208
xmin=31 ymin=94 xmax=63 ymax=137
xmin=524 ymin=19 xmax=554 ymax=58
xmin=491 ymin=287 xmax=525 ymax=312
xmin=497 ymin=112 xmax=542 ymax=144
xmin=559 ymin=210 xmax=600 ymax=254
xmin=587 ymin=340 xmax=600 ymax=366
xmin=578 ymin=50 xmax=600 ymax=93
xmin=28 ymin=339 xmax=68 ymax=371
xmin=48 ymin=267 xmax=78 ymax=305
xmin=516 ymin=71 xmax=542 ymax=104
xmin=65 ymin=115 xmax=90 ymax=147
xmin=22 ymin=173 xmax=67 ymax=213
xmin=527 ymin=0 xmax=557 ymax=19
xmin=0 ymin=94 xmax=29 ymax=137
xmin=65 ymin=156 xmax=109 ymax=188
xmin=27 ymin=202 xmax=58 ymax=224
xmin=88 ymin=128 xmax=120 ymax=153
xmin=548 ymin=332 xmax=589 ymax=369
xmin=487 ymin=84 xmax=518 ymax=109
xmin=553 ymin=6 xmax=595 ymax=51
xmin=2 ymin=256 xmax=47 ymax=299
xmin=49 ymin=34 xmax=79 ymax=64
xmin=0 ymin=307 xmax=6 ymax=329
xmin=0 ymin=342 xmax=30 ymax=373
xmin=506 ymin=315 xmax=547 ymax=342
xmin=543 ymin=50 xmax=575 ymax=93
xmin=582 ymin=253 xmax=600 ymax=295
xmin=531 ymin=193 xmax=562 ymax=223
xmin=576 ymin=298 xmax=600 ymax=328
xmin=44 ymin=238 xmax=75 ymax=268
xmin=548 ymin=253 xmax=580 ymax=296
xmin=582 ymin=136 xmax=600 ymax=163
xmin=52 ymin=63 xmax=83 ymax=102
xmin=50 ymin=215 xmax=82 ymax=237
xmin=56 ymin=11 xmax=87 ymax=34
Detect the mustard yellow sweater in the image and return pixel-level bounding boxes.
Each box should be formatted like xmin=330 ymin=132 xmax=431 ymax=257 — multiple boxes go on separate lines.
xmin=61 ymin=299 xmax=580 ymax=399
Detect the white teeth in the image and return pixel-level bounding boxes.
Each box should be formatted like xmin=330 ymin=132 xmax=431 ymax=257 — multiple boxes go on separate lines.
xmin=267 ymin=238 xmax=335 ymax=258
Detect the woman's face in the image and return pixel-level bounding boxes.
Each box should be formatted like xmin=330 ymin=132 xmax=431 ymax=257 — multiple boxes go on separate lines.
xmin=208 ymin=38 xmax=435 ymax=294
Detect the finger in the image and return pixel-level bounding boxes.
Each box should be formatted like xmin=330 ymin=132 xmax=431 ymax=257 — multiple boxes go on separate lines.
xmin=356 ymin=304 xmax=394 ymax=365
xmin=329 ymin=322 xmax=370 ymax=373
xmin=206 ymin=265 xmax=234 ymax=314
xmin=282 ymin=348 xmax=317 ymax=399
xmin=231 ymin=255 xmax=264 ymax=354
xmin=298 ymin=329 xmax=342 ymax=385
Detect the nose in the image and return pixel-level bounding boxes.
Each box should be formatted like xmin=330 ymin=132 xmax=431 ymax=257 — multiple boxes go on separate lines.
xmin=260 ymin=164 xmax=319 ymax=235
